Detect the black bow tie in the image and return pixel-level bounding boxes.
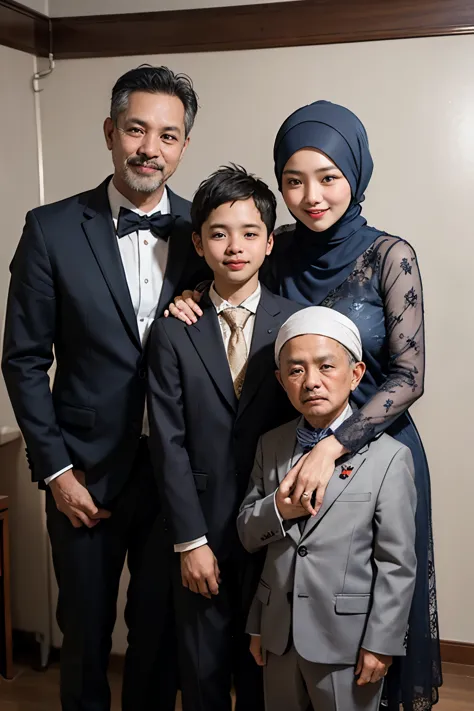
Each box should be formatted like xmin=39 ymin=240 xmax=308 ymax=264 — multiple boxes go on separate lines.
xmin=116 ymin=207 xmax=176 ymax=240
xmin=295 ymin=424 xmax=333 ymax=453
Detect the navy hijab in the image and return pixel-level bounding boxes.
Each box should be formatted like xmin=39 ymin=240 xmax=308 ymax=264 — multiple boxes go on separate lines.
xmin=273 ymin=100 xmax=384 ymax=306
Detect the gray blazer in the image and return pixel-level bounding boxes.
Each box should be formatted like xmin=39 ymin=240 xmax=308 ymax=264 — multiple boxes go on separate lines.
xmin=237 ymin=416 xmax=417 ymax=665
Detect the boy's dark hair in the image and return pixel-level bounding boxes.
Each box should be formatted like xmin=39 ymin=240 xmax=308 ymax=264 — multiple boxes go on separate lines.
xmin=191 ymin=164 xmax=277 ymax=235
xmin=110 ymin=65 xmax=198 ymax=137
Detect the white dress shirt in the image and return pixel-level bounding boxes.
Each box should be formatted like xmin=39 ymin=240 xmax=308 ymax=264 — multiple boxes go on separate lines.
xmin=45 ymin=180 xmax=171 ymax=485
xmin=174 ymin=282 xmax=262 ymax=553
xmin=110 ymin=180 xmax=170 ymax=345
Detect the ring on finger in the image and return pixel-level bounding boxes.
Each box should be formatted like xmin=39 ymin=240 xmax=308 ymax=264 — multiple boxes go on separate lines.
xmin=301 ymin=491 xmax=311 ymax=499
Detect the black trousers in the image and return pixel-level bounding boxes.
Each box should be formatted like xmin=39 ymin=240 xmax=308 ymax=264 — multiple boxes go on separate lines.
xmin=46 ymin=439 xmax=177 ymax=711
xmin=173 ymin=552 xmax=265 ymax=711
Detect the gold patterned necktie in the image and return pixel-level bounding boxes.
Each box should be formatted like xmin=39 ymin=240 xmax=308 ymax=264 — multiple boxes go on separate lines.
xmin=221 ymin=307 xmax=252 ymax=398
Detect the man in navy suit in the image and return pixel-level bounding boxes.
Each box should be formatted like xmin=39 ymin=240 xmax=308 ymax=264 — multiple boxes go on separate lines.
xmin=2 ymin=65 xmax=208 ymax=711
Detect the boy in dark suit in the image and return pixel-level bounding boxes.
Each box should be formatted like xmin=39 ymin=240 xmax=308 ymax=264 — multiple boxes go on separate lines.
xmin=147 ymin=165 xmax=301 ymax=711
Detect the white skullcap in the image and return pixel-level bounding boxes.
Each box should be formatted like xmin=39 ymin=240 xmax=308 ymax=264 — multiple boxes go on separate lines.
xmin=275 ymin=306 xmax=363 ymax=366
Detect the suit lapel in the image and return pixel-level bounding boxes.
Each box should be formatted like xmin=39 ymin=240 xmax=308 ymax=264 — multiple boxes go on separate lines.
xmin=156 ymin=189 xmax=194 ymax=315
xmin=276 ymin=419 xmax=305 ymax=486
xmin=299 ymin=448 xmax=368 ymax=542
xmin=82 ymin=179 xmax=141 ymax=350
xmin=186 ymin=296 xmax=237 ymax=413
xmin=276 ymin=419 xmax=305 ymax=546
xmin=237 ymin=287 xmax=284 ymax=419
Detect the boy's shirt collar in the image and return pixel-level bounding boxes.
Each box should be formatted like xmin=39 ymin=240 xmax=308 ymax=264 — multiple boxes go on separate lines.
xmin=209 ymin=281 xmax=261 ymax=315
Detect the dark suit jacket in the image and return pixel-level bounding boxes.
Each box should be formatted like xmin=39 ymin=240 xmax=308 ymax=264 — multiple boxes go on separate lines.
xmin=147 ymin=286 xmax=302 ymax=561
xmin=2 ymin=176 xmax=209 ymax=505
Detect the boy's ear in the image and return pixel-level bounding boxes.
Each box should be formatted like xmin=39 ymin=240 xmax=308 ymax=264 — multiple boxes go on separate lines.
xmin=192 ymin=232 xmax=204 ymax=257
xmin=266 ymin=232 xmax=274 ymax=256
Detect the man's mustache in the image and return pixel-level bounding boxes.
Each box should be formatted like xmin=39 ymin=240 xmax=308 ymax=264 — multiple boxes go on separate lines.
xmin=127 ymin=156 xmax=164 ymax=171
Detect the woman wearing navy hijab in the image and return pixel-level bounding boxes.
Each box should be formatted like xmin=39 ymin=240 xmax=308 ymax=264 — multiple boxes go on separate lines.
xmin=269 ymin=101 xmax=441 ymax=711
xmin=170 ymin=101 xmax=440 ymax=710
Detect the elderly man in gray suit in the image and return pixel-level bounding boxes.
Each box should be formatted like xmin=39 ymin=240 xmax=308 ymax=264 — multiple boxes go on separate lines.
xmin=237 ymin=306 xmax=417 ymax=711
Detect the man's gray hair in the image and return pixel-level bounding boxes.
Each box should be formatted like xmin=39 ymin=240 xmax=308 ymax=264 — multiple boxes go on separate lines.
xmin=110 ymin=65 xmax=198 ymax=138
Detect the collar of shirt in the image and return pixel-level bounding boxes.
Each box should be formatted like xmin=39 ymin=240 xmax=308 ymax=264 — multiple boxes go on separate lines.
xmin=329 ymin=402 xmax=353 ymax=432
xmin=300 ymin=402 xmax=352 ymax=435
xmin=107 ymin=178 xmax=170 ymax=228
xmin=209 ymin=282 xmax=261 ymax=315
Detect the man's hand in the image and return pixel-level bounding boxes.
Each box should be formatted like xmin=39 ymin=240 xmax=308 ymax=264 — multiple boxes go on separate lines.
xmin=290 ymin=435 xmax=347 ymax=516
xmin=164 ymin=289 xmax=203 ymax=325
xmin=50 ymin=469 xmax=111 ymax=529
xmin=355 ymin=649 xmax=392 ymax=685
xmin=249 ymin=635 xmax=265 ymax=666
xmin=181 ymin=544 xmax=221 ymax=599
xmin=276 ymin=466 xmax=308 ymax=521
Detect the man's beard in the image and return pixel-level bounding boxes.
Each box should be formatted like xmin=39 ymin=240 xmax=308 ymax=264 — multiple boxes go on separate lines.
xmin=122 ymin=156 xmax=168 ymax=194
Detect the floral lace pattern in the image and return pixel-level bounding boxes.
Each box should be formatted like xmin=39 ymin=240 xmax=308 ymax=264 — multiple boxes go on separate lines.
xmin=324 ymin=235 xmax=425 ymax=448
xmin=269 ymin=229 xmax=441 ymax=709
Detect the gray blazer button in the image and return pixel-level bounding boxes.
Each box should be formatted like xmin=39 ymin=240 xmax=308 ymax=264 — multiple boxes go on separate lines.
xmin=298 ymin=546 xmax=308 ymax=557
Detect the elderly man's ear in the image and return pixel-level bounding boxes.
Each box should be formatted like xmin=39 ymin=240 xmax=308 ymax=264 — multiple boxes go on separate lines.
xmin=350 ymin=361 xmax=366 ymax=391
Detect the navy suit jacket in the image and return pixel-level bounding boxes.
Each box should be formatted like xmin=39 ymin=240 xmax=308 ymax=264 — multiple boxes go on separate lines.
xmin=2 ymin=176 xmax=209 ymax=505
xmin=147 ymin=286 xmax=302 ymax=561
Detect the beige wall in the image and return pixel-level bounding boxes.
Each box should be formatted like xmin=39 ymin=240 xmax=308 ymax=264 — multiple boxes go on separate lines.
xmin=0 ymin=45 xmax=52 ymax=638
xmin=49 ymin=0 xmax=297 ymax=17
xmin=1 ymin=33 xmax=472 ymax=651
xmin=0 ymin=45 xmax=40 ymax=423
xmin=19 ymin=0 xmax=48 ymax=14
xmin=38 ymin=34 xmax=474 ymax=647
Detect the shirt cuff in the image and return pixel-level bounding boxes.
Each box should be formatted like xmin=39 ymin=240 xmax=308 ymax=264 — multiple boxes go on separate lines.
xmin=273 ymin=491 xmax=286 ymax=537
xmin=44 ymin=464 xmax=73 ymax=486
xmin=174 ymin=536 xmax=208 ymax=553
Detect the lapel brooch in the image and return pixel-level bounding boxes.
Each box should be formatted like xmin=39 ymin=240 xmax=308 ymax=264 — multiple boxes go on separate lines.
xmin=339 ymin=465 xmax=354 ymax=480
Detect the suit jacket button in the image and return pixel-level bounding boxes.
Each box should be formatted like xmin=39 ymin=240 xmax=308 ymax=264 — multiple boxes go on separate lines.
xmin=138 ymin=368 xmax=146 ymax=379
xmin=298 ymin=546 xmax=308 ymax=557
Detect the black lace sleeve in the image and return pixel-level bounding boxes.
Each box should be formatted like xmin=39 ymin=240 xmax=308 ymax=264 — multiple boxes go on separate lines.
xmin=335 ymin=237 xmax=425 ymax=453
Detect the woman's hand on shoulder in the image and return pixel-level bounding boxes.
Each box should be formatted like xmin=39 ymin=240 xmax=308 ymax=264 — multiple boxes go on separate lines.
xmin=164 ymin=289 xmax=203 ymax=325
xmin=290 ymin=435 xmax=347 ymax=515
